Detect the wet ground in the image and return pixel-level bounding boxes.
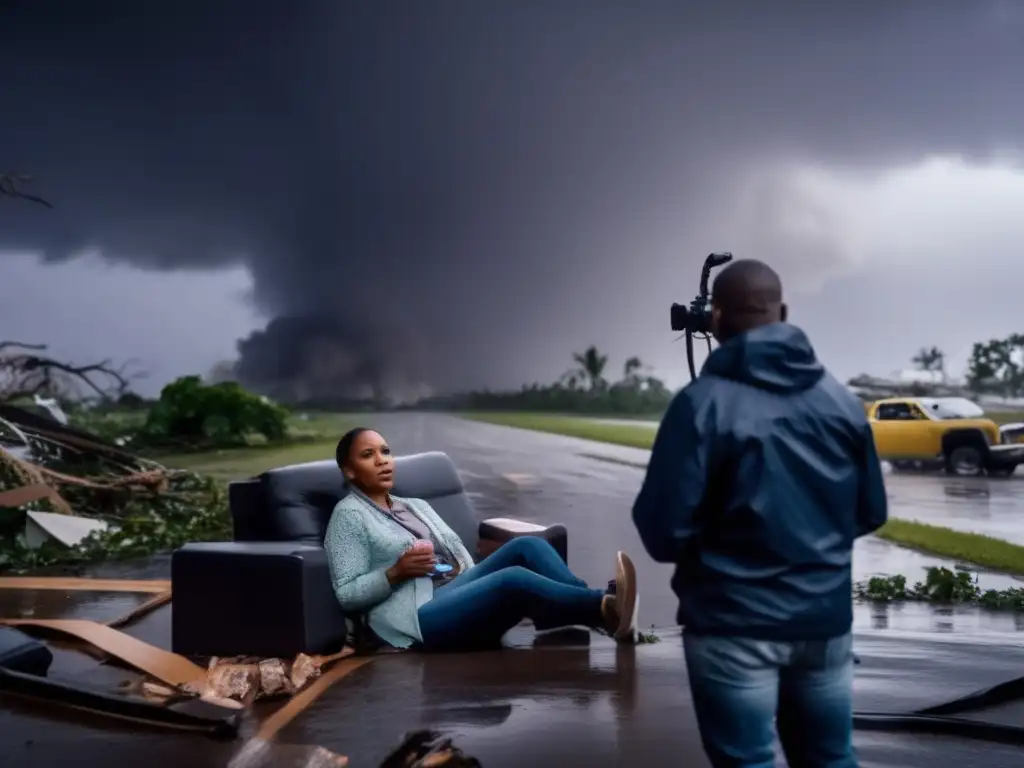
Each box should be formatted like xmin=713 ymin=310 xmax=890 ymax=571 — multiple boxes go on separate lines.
xmin=3 ymin=413 xmax=1024 ymax=766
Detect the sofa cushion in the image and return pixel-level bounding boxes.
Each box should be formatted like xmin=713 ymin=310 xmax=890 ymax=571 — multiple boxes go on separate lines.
xmin=258 ymin=460 xmax=348 ymax=543
xmin=250 ymin=450 xmax=478 ymax=547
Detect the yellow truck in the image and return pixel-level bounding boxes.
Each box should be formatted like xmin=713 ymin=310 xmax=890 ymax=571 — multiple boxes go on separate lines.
xmin=867 ymin=397 xmax=1024 ymax=477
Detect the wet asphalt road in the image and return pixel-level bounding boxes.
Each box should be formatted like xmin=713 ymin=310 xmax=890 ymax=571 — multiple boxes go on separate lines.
xmin=3 ymin=413 xmax=1024 ymax=766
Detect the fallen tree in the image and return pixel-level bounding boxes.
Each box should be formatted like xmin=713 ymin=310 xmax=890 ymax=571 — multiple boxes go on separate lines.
xmin=0 ymin=404 xmax=229 ymax=573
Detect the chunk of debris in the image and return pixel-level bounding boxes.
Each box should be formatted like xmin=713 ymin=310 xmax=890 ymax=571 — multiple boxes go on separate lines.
xmin=32 ymin=395 xmax=69 ymax=426
xmin=141 ymin=681 xmax=177 ymax=700
xmin=290 ymin=653 xmax=319 ymax=690
xmin=379 ymin=730 xmax=482 ymax=768
xmin=204 ymin=659 xmax=261 ymax=700
xmin=23 ymin=510 xmax=111 ymax=549
xmin=257 ymin=658 xmax=292 ymax=697
xmin=177 ymin=649 xmax=349 ymax=703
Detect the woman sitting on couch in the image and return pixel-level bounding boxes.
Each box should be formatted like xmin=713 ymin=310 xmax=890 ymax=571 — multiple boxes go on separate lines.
xmin=325 ymin=427 xmax=639 ymax=652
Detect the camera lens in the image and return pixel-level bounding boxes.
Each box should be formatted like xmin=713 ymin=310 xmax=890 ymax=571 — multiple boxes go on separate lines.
xmin=670 ymin=303 xmax=689 ymax=331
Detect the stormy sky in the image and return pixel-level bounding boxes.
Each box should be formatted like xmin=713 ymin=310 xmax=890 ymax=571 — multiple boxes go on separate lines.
xmin=1 ymin=1 xmax=1023 ymax=398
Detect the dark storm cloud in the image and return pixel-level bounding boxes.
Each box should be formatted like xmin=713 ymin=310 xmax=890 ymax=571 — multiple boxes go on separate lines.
xmin=1 ymin=1 xmax=1022 ymax=394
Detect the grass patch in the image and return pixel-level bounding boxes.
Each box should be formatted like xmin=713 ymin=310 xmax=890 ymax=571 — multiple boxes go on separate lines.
xmin=877 ymin=518 xmax=1024 ymax=575
xmin=156 ymin=439 xmax=341 ymax=482
xmin=462 ymin=412 xmax=658 ymax=450
xmin=155 ymin=411 xmax=365 ymax=482
xmin=985 ymin=410 xmax=1024 ymax=425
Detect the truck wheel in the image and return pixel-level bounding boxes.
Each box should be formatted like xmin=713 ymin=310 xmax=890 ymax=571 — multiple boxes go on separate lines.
xmin=946 ymin=446 xmax=984 ymax=477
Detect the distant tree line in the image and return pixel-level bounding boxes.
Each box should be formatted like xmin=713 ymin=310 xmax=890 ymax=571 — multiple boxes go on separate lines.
xmin=901 ymin=338 xmax=1024 ymax=398
xmin=965 ymin=335 xmax=1024 ymax=397
xmin=416 ymin=345 xmax=674 ymax=415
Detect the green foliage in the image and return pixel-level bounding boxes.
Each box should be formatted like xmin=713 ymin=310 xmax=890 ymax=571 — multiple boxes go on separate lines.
xmin=911 ymin=346 xmax=945 ymax=374
xmin=636 ymin=627 xmax=661 ymax=644
xmin=68 ymin=407 xmax=148 ymax=443
xmin=0 ymin=471 xmax=231 ymax=574
xmin=140 ymin=376 xmax=289 ymax=448
xmin=856 ymin=567 xmax=1024 ymax=611
xmin=966 ymin=334 xmax=1024 ymax=396
xmin=116 ymin=391 xmax=149 ymax=409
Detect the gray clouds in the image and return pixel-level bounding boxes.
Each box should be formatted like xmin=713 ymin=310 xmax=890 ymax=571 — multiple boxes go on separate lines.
xmin=1 ymin=1 xmax=1023 ymax=395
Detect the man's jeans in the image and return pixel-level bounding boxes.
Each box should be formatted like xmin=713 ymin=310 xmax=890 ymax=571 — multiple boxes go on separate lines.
xmin=684 ymin=631 xmax=857 ymax=768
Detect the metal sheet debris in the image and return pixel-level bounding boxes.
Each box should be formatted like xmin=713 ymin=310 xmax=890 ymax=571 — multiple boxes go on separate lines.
xmin=24 ymin=510 xmax=110 ymax=549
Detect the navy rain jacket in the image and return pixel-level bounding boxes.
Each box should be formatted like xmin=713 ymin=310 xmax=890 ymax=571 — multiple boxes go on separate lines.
xmin=632 ymin=322 xmax=888 ymax=640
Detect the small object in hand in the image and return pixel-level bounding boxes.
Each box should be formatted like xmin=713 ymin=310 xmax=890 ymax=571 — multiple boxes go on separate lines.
xmin=410 ymin=539 xmax=434 ymax=554
xmin=433 ymin=563 xmax=453 ymax=574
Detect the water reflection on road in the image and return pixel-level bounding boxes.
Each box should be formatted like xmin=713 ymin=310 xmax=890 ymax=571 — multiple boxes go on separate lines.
xmin=387 ymin=413 xmax=1024 ymax=636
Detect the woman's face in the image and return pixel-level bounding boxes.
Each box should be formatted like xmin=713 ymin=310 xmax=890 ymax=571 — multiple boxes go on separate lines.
xmin=344 ymin=430 xmax=394 ymax=494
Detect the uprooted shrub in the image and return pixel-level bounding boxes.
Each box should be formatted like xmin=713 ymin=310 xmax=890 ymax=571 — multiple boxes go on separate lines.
xmin=138 ymin=376 xmax=289 ymax=449
xmin=0 ymin=470 xmax=232 ymax=573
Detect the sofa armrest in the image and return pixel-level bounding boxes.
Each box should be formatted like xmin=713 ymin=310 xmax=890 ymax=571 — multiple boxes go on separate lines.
xmin=172 ymin=542 xmax=347 ymax=658
xmin=477 ymin=518 xmax=569 ymax=565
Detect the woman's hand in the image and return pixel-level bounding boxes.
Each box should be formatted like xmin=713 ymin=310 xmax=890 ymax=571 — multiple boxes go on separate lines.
xmin=387 ymin=548 xmax=436 ymax=585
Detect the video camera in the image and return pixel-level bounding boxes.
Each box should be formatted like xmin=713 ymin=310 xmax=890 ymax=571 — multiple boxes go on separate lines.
xmin=670 ymin=252 xmax=733 ymax=380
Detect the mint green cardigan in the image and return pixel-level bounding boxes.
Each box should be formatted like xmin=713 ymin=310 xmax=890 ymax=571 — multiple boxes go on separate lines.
xmin=324 ymin=493 xmax=475 ymax=648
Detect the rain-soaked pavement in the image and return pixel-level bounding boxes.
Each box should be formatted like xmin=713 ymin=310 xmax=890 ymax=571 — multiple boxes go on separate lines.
xmin=3 ymin=412 xmax=1024 ymax=766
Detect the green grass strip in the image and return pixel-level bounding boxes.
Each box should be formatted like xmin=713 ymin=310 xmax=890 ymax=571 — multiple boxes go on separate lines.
xmin=877 ymin=518 xmax=1024 ymax=576
xmin=461 ymin=412 xmax=658 ymax=450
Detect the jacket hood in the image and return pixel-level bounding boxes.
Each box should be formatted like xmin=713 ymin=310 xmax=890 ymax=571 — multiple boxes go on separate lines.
xmin=702 ymin=323 xmax=824 ymax=393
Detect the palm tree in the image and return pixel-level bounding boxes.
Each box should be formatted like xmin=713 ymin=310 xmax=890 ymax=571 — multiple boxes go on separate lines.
xmin=617 ymin=356 xmax=647 ymax=391
xmin=572 ymin=345 xmax=608 ymax=391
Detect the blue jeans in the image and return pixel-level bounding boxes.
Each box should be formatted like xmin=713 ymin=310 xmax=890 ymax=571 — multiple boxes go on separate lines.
xmin=417 ymin=536 xmax=605 ymax=651
xmin=684 ymin=631 xmax=857 ymax=768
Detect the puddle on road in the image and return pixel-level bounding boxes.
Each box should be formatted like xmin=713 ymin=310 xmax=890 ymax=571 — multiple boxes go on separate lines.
xmin=854 ymin=600 xmax=1024 ymax=634
xmin=883 ymin=473 xmax=1024 ymax=545
xmin=0 ymin=588 xmax=150 ymax=624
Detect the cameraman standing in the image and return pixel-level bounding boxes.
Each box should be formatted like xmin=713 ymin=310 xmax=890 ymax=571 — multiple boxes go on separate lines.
xmin=632 ymin=259 xmax=887 ymax=768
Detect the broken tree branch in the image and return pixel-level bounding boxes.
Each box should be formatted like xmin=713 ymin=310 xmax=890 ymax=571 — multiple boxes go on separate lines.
xmin=0 ymin=341 xmax=145 ymax=403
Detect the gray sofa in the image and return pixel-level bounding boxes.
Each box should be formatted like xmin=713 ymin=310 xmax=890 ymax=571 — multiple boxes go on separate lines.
xmin=171 ymin=451 xmax=567 ymax=658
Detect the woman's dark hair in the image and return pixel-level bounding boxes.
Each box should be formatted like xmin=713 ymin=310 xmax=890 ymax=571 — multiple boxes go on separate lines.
xmin=335 ymin=426 xmax=372 ymax=470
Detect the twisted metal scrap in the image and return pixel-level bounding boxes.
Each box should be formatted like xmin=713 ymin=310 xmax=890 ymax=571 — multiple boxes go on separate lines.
xmin=0 ymin=173 xmax=52 ymax=208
